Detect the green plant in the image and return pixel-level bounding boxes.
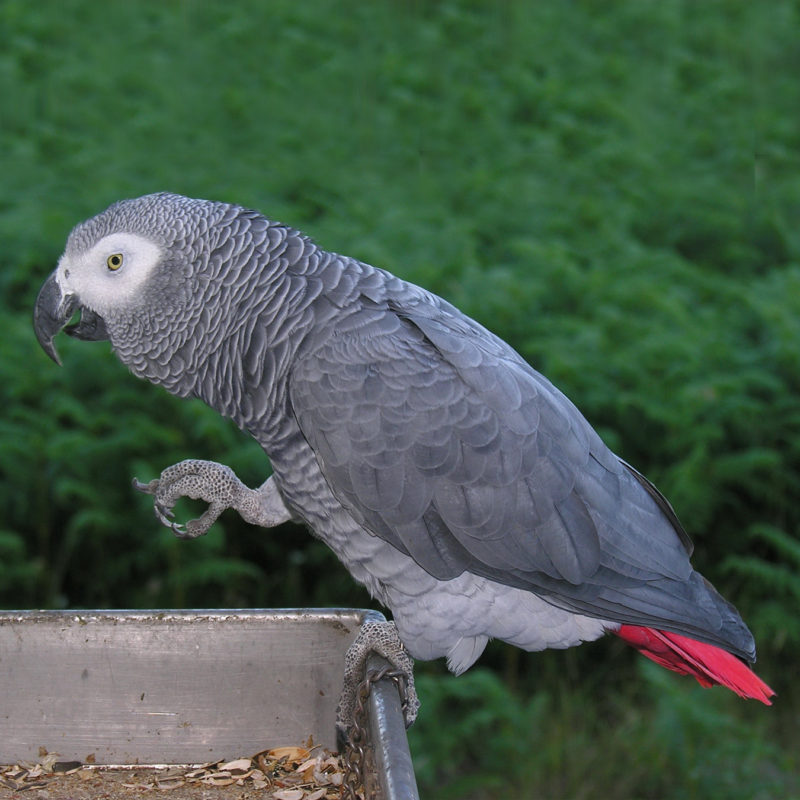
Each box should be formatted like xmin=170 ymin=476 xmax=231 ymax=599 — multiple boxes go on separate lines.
xmin=409 ymin=661 xmax=797 ymax=800
xmin=723 ymin=524 xmax=800 ymax=655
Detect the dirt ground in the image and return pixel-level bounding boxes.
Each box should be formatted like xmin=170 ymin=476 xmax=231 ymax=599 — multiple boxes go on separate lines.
xmin=2 ymin=770 xmax=296 ymax=800
xmin=0 ymin=748 xmax=360 ymax=800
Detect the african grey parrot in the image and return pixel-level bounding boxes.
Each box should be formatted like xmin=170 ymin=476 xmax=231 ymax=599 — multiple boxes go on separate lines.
xmin=34 ymin=193 xmax=773 ymax=733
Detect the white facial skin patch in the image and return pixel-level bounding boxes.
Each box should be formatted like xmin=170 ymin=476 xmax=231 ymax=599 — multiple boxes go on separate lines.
xmin=57 ymin=232 xmax=163 ymax=317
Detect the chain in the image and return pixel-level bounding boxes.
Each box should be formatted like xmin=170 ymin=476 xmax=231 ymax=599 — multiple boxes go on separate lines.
xmin=341 ymin=666 xmax=409 ymax=800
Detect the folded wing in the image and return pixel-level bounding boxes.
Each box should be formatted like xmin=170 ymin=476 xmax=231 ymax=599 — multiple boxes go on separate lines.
xmin=290 ymin=300 xmax=755 ymax=660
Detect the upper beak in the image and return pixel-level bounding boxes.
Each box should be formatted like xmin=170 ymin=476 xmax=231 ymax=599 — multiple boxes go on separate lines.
xmin=33 ymin=272 xmax=77 ymax=366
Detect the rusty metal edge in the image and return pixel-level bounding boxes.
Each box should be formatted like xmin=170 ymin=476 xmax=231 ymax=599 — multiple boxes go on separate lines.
xmin=0 ymin=607 xmax=367 ymax=626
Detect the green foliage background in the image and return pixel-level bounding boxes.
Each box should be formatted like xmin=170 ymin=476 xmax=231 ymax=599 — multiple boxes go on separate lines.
xmin=1 ymin=1 xmax=798 ymax=796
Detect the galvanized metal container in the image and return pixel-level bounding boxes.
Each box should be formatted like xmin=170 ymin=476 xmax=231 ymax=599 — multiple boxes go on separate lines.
xmin=0 ymin=608 xmax=418 ymax=799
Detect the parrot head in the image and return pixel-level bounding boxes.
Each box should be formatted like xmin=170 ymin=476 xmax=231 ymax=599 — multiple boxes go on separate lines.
xmin=34 ymin=230 xmax=161 ymax=365
xmin=34 ymin=192 xmax=311 ymax=409
xmin=34 ymin=193 xmax=231 ymax=367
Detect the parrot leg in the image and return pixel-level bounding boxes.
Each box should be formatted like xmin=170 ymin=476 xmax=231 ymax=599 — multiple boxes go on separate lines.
xmin=133 ymin=459 xmax=292 ymax=539
xmin=337 ymin=619 xmax=420 ymax=737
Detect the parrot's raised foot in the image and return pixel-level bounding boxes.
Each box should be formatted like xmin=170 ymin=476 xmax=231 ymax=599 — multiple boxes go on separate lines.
xmin=337 ymin=620 xmax=420 ymax=740
xmin=134 ymin=460 xmax=293 ymax=537
xmin=134 ymin=459 xmax=250 ymax=539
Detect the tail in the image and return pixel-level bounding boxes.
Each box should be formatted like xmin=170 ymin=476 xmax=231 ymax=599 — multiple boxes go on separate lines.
xmin=616 ymin=625 xmax=775 ymax=705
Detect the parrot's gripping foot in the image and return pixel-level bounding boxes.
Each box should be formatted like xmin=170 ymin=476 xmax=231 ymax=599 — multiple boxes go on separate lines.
xmin=337 ymin=620 xmax=420 ymax=741
xmin=133 ymin=459 xmax=246 ymax=538
xmin=133 ymin=459 xmax=292 ymax=539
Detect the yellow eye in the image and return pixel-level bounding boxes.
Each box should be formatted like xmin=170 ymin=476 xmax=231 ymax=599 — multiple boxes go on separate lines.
xmin=106 ymin=253 xmax=123 ymax=271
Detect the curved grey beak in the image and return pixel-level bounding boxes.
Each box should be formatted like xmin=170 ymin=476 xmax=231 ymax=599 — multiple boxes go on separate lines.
xmin=33 ymin=272 xmax=77 ymax=366
xmin=33 ymin=272 xmax=110 ymax=365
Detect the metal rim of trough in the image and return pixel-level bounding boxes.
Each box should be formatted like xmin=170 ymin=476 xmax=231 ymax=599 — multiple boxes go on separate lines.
xmin=0 ymin=607 xmax=419 ymax=799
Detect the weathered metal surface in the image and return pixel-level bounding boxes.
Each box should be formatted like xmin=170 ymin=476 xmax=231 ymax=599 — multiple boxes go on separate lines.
xmin=0 ymin=608 xmax=379 ymax=764
xmin=366 ymin=654 xmax=421 ymax=800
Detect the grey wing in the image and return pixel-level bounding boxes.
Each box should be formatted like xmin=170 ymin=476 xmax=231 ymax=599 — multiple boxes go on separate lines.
xmin=290 ymin=305 xmax=754 ymax=659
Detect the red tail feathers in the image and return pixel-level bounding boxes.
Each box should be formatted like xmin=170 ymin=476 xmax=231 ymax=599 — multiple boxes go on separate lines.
xmin=616 ymin=625 xmax=775 ymax=705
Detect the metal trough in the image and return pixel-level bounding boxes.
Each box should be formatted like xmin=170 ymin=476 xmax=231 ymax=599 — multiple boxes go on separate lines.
xmin=0 ymin=608 xmax=418 ymax=798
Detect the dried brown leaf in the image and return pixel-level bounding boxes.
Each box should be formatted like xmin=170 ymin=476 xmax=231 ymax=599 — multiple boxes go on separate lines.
xmin=183 ymin=767 xmax=208 ymax=779
xmin=200 ymin=773 xmax=235 ymax=787
xmin=296 ymin=757 xmax=319 ymax=774
xmin=267 ymin=746 xmax=310 ymax=764
xmin=219 ymin=758 xmax=253 ymax=773
xmin=155 ymin=776 xmax=186 ymax=790
xmin=273 ymin=790 xmax=305 ymax=800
